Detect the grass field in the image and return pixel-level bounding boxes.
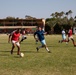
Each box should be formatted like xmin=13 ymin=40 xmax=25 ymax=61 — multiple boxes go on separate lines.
xmin=0 ymin=34 xmax=76 ymax=75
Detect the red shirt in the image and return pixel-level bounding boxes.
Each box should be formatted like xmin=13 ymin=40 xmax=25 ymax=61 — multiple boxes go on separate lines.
xmin=11 ymin=32 xmax=20 ymax=41
xmin=68 ymin=29 xmax=72 ymax=37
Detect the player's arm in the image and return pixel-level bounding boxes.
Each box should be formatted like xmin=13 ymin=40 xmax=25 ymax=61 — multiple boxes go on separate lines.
xmin=34 ymin=32 xmax=38 ymax=41
xmin=43 ymin=30 xmax=47 ymax=35
xmin=34 ymin=33 xmax=36 ymax=39
xmin=8 ymin=31 xmax=14 ymax=43
xmin=43 ymin=32 xmax=47 ymax=35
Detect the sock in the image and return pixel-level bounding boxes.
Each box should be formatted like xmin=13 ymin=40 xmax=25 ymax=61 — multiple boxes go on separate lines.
xmin=38 ymin=46 xmax=42 ymax=49
xmin=45 ymin=47 xmax=49 ymax=51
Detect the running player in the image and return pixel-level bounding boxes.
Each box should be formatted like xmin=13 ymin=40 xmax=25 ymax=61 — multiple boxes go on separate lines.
xmin=59 ymin=29 xmax=68 ymax=44
xmin=8 ymin=29 xmax=21 ymax=55
xmin=67 ymin=27 xmax=76 ymax=46
xmin=34 ymin=26 xmax=51 ymax=53
xmin=20 ymin=29 xmax=27 ymax=43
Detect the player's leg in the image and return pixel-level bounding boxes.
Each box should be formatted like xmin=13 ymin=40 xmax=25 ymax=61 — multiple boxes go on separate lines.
xmin=36 ymin=40 xmax=51 ymax=53
xmin=36 ymin=40 xmax=44 ymax=52
xmin=16 ymin=42 xmax=20 ymax=55
xmin=67 ymin=37 xmax=70 ymax=42
xmin=20 ymin=36 xmax=24 ymax=43
xmin=36 ymin=45 xmax=42 ymax=52
xmin=61 ymin=36 xmax=68 ymax=43
xmin=59 ymin=35 xmax=64 ymax=43
xmin=11 ymin=41 xmax=16 ymax=54
xmin=36 ymin=39 xmax=38 ymax=44
xmin=71 ymin=38 xmax=76 ymax=46
xmin=20 ymin=36 xmax=27 ymax=43
xmin=43 ymin=44 xmax=50 ymax=53
xmin=61 ymin=39 xmax=68 ymax=43
xmin=20 ymin=38 xmax=24 ymax=43
xmin=69 ymin=36 xmax=76 ymax=46
xmin=43 ymin=40 xmax=50 ymax=53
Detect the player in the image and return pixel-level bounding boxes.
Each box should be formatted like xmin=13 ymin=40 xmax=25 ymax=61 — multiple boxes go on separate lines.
xmin=59 ymin=29 xmax=68 ymax=44
xmin=34 ymin=26 xmax=51 ymax=53
xmin=8 ymin=28 xmax=21 ymax=55
xmin=67 ymin=27 xmax=76 ymax=46
xmin=20 ymin=29 xmax=27 ymax=43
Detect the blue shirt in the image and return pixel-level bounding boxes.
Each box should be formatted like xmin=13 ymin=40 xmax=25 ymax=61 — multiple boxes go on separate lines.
xmin=34 ymin=30 xmax=45 ymax=41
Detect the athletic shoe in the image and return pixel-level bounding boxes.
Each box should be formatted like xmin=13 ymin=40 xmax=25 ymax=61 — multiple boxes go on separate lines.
xmin=74 ymin=45 xmax=76 ymax=47
xmin=17 ymin=53 xmax=20 ymax=55
xmin=36 ymin=47 xmax=39 ymax=52
xmin=17 ymin=51 xmax=20 ymax=55
xmin=58 ymin=40 xmax=60 ymax=43
xmin=48 ymin=51 xmax=51 ymax=53
xmin=11 ymin=50 xmax=13 ymax=54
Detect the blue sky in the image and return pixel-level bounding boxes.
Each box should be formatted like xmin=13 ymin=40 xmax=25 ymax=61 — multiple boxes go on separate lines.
xmin=0 ymin=0 xmax=76 ymax=19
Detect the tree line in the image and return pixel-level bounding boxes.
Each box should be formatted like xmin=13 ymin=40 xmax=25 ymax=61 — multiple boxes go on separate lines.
xmin=1 ymin=10 xmax=76 ymax=34
xmin=45 ymin=10 xmax=76 ymax=34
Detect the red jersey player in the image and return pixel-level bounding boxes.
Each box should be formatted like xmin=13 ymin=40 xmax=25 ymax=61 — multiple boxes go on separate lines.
xmin=8 ymin=29 xmax=21 ymax=55
xmin=68 ymin=27 xmax=76 ymax=46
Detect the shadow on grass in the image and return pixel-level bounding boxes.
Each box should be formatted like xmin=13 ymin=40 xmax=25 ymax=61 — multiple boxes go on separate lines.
xmin=0 ymin=53 xmax=9 ymax=57
xmin=0 ymin=50 xmax=38 ymax=53
xmin=0 ymin=50 xmax=10 ymax=52
xmin=22 ymin=51 xmax=38 ymax=53
xmin=48 ymin=45 xmax=74 ymax=47
xmin=0 ymin=42 xmax=8 ymax=44
xmin=14 ymin=56 xmax=21 ymax=58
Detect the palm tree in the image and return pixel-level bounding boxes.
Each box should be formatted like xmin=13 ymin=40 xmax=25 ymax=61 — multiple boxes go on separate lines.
xmin=25 ymin=15 xmax=32 ymax=19
xmin=50 ymin=13 xmax=55 ymax=18
xmin=74 ymin=16 xmax=76 ymax=20
xmin=65 ymin=12 xmax=69 ymax=18
xmin=55 ymin=12 xmax=59 ymax=18
xmin=60 ymin=11 xmax=65 ymax=18
xmin=25 ymin=15 xmax=36 ymax=19
xmin=68 ymin=10 xmax=73 ymax=18
xmin=57 ymin=13 xmax=61 ymax=18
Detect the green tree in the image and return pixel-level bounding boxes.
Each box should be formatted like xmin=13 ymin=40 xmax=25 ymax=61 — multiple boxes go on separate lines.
xmin=50 ymin=13 xmax=55 ymax=18
xmin=68 ymin=17 xmax=74 ymax=26
xmin=60 ymin=11 xmax=65 ymax=18
xmin=68 ymin=10 xmax=72 ymax=18
xmin=65 ymin=12 xmax=69 ymax=18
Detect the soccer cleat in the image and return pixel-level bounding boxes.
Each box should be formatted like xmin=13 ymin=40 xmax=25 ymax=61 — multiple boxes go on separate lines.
xmin=17 ymin=51 xmax=20 ymax=55
xmin=74 ymin=45 xmax=76 ymax=47
xmin=17 ymin=53 xmax=20 ymax=55
xmin=48 ymin=51 xmax=51 ymax=53
xmin=36 ymin=47 xmax=39 ymax=52
xmin=58 ymin=40 xmax=60 ymax=43
xmin=58 ymin=40 xmax=62 ymax=43
xmin=11 ymin=50 xmax=13 ymax=54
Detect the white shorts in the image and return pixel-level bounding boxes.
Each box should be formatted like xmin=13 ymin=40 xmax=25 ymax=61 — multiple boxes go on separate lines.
xmin=12 ymin=40 xmax=20 ymax=46
xmin=40 ymin=39 xmax=46 ymax=45
xmin=62 ymin=36 xmax=66 ymax=40
xmin=22 ymin=35 xmax=27 ymax=39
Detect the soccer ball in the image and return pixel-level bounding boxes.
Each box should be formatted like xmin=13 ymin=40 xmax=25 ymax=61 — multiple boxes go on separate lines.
xmin=20 ymin=53 xmax=24 ymax=57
